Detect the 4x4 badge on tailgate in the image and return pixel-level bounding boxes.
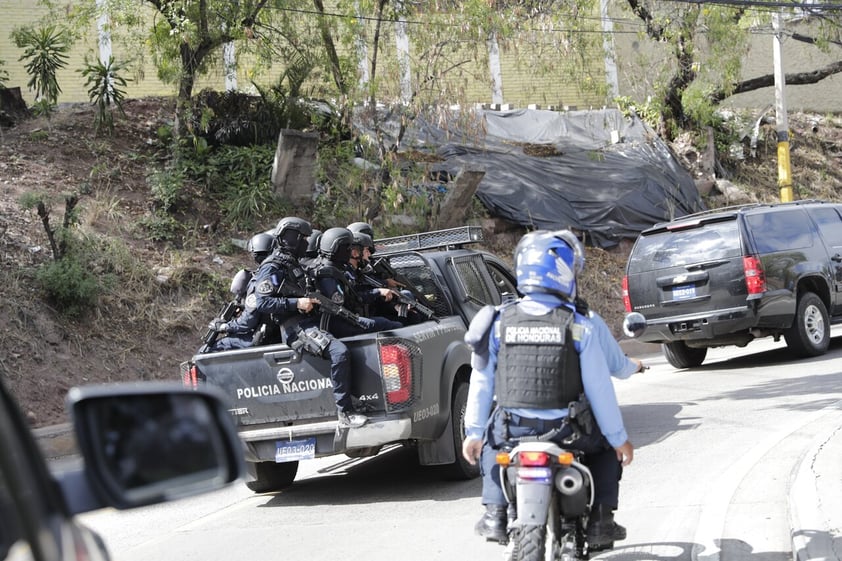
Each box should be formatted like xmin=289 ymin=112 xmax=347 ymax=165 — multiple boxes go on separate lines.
xmin=277 ymin=368 xmax=294 ymax=384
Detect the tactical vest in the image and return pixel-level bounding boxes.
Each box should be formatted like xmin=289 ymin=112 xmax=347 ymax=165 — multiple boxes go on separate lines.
xmin=263 ymin=251 xmax=308 ymax=297
xmin=313 ymin=258 xmax=364 ymax=313
xmin=495 ymin=305 xmax=583 ymax=409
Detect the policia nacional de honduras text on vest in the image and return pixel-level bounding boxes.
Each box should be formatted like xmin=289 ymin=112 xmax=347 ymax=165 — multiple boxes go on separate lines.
xmin=494 ymin=305 xmax=583 ymax=409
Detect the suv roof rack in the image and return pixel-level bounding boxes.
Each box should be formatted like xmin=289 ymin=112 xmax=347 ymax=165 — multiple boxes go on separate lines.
xmin=375 ymin=226 xmax=484 ymax=255
xmin=669 ymin=199 xmax=829 ymax=223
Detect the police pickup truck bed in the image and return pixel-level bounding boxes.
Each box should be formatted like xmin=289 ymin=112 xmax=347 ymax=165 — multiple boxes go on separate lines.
xmin=181 ymin=227 xmax=517 ymax=493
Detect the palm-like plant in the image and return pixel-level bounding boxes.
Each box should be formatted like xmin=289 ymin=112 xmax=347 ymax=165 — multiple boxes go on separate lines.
xmin=80 ymin=56 xmax=129 ymax=135
xmin=13 ymin=26 xmax=70 ymax=104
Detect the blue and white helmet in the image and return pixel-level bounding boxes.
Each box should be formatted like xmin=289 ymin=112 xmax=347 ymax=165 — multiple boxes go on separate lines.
xmin=515 ymin=230 xmax=585 ymax=301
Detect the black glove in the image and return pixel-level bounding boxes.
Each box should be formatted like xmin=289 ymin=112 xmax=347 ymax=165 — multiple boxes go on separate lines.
xmin=357 ymin=316 xmax=375 ymax=330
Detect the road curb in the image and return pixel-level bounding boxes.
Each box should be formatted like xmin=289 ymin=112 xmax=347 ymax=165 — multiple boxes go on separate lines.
xmin=789 ymin=408 xmax=842 ymax=561
xmin=33 ymin=423 xmax=77 ymax=460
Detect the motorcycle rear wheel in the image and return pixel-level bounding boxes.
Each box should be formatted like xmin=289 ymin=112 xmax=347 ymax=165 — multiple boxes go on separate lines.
xmin=513 ymin=524 xmax=546 ymax=561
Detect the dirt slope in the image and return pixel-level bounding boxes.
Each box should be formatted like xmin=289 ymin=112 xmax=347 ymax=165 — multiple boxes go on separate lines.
xmin=2 ymin=99 xmax=841 ymax=427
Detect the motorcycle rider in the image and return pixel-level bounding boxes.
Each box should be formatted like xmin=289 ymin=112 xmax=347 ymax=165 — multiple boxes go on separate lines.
xmin=461 ymin=229 xmax=633 ymax=551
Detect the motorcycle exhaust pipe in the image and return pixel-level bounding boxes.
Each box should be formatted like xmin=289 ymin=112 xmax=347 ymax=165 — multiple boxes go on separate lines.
xmin=554 ymin=467 xmax=584 ymax=496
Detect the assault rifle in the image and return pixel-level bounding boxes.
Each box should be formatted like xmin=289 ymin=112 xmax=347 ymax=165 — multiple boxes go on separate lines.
xmin=367 ymin=257 xmax=435 ymax=309
xmin=304 ymin=290 xmax=371 ymax=330
xmin=388 ymin=288 xmax=440 ymax=323
xmin=361 ymin=271 xmax=439 ymax=322
xmin=198 ymin=299 xmax=241 ymax=354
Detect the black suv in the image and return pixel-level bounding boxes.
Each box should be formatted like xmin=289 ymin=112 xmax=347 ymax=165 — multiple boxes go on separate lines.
xmin=623 ymin=200 xmax=842 ymax=368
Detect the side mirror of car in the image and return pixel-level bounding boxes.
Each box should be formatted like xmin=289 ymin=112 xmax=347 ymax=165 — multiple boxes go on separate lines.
xmin=622 ymin=312 xmax=647 ymax=338
xmin=59 ymin=382 xmax=243 ymax=514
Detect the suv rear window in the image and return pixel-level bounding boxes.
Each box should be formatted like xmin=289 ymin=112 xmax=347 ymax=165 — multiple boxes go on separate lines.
xmin=744 ymin=209 xmax=814 ymax=253
xmin=628 ymin=219 xmax=742 ymax=274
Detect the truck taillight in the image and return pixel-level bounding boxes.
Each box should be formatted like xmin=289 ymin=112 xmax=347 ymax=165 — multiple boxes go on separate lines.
xmin=622 ymin=276 xmax=632 ymax=312
xmin=181 ymin=361 xmax=198 ymax=389
xmin=743 ymin=256 xmax=766 ymax=295
xmin=381 ymin=344 xmax=412 ymax=404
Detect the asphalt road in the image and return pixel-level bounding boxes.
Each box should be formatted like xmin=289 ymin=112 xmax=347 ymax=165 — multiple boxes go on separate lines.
xmin=78 ymin=330 xmax=842 ymax=561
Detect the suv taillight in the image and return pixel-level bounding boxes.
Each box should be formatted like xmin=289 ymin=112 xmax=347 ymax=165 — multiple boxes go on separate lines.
xmin=381 ymin=344 xmax=413 ymax=405
xmin=743 ymin=256 xmax=766 ymax=295
xmin=622 ymin=276 xmax=632 ymax=312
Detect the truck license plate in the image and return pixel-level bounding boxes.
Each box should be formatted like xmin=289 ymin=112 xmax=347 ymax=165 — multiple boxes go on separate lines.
xmin=275 ymin=437 xmax=316 ymax=462
xmin=672 ymin=284 xmax=696 ymax=301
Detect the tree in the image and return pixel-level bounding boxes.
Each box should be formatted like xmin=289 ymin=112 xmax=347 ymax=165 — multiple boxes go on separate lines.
xmin=617 ymin=0 xmax=842 ymax=139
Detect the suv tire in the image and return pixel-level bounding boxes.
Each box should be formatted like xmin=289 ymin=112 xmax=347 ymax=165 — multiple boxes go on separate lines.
xmin=784 ymin=292 xmax=830 ymax=357
xmin=662 ymin=341 xmax=707 ymax=369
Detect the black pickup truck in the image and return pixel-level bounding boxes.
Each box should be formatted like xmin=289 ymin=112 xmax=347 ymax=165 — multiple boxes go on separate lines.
xmin=181 ymin=226 xmax=517 ymax=493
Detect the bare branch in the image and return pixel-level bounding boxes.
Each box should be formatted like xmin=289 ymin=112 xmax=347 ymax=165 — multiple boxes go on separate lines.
xmin=710 ymin=59 xmax=842 ymax=103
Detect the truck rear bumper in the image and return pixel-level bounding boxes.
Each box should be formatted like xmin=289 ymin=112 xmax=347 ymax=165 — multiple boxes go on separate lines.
xmin=239 ymin=418 xmax=413 ymax=458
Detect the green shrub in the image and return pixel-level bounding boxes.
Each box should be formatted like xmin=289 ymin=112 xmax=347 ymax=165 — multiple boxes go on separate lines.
xmin=139 ymin=210 xmax=183 ymax=242
xmin=36 ymin=254 xmax=100 ymax=317
xmin=147 ymin=167 xmax=185 ymax=212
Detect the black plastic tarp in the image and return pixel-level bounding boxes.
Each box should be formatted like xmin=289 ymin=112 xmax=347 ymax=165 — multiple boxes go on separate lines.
xmin=379 ymin=108 xmax=706 ymax=249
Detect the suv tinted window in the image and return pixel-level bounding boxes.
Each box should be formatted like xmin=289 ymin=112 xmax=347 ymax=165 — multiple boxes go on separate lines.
xmin=745 ymin=209 xmax=814 ymax=253
xmin=808 ymin=207 xmax=842 ymax=247
xmin=628 ymin=219 xmax=742 ymax=274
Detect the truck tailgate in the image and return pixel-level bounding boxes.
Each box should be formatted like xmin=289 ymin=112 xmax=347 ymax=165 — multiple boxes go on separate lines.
xmin=193 ymin=343 xmax=340 ymax=425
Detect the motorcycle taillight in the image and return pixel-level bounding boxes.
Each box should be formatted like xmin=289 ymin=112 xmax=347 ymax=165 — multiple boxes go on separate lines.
xmin=518 ymin=451 xmax=550 ymax=466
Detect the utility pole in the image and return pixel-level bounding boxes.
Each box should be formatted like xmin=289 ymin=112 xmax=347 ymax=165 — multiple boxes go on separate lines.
xmin=773 ymin=12 xmax=793 ymax=202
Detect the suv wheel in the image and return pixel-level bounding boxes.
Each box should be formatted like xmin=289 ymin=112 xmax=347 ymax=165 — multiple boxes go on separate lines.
xmin=784 ymin=292 xmax=829 ymax=357
xmin=662 ymin=341 xmax=707 ymax=369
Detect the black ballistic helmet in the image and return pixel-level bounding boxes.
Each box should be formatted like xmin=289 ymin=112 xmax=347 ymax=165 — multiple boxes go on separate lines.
xmin=247 ymin=233 xmax=274 ymax=264
xmin=319 ymin=227 xmax=354 ymax=264
xmin=347 ymin=222 xmax=374 ymax=238
xmin=273 ymin=217 xmax=312 ymax=258
xmin=305 ymin=229 xmax=323 ymax=258
xmin=351 ymin=232 xmax=373 ymax=253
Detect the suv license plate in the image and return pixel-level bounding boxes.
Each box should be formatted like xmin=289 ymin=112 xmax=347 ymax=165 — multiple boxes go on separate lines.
xmin=275 ymin=437 xmax=316 ymax=462
xmin=672 ymin=284 xmax=696 ymax=301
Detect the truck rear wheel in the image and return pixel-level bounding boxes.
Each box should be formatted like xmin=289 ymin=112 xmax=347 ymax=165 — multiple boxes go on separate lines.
xmin=662 ymin=341 xmax=707 ymax=369
xmin=785 ymin=291 xmax=829 ymax=357
xmin=245 ymin=460 xmax=298 ymax=494
xmin=440 ymin=381 xmax=480 ymax=480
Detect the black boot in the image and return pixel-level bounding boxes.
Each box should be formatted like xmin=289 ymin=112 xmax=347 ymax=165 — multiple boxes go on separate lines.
xmin=474 ymin=504 xmax=507 ymax=543
xmin=586 ymin=504 xmax=626 ymax=551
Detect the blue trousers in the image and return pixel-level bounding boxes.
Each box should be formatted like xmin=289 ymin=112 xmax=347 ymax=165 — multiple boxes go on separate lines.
xmin=286 ymin=318 xmax=353 ymax=411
